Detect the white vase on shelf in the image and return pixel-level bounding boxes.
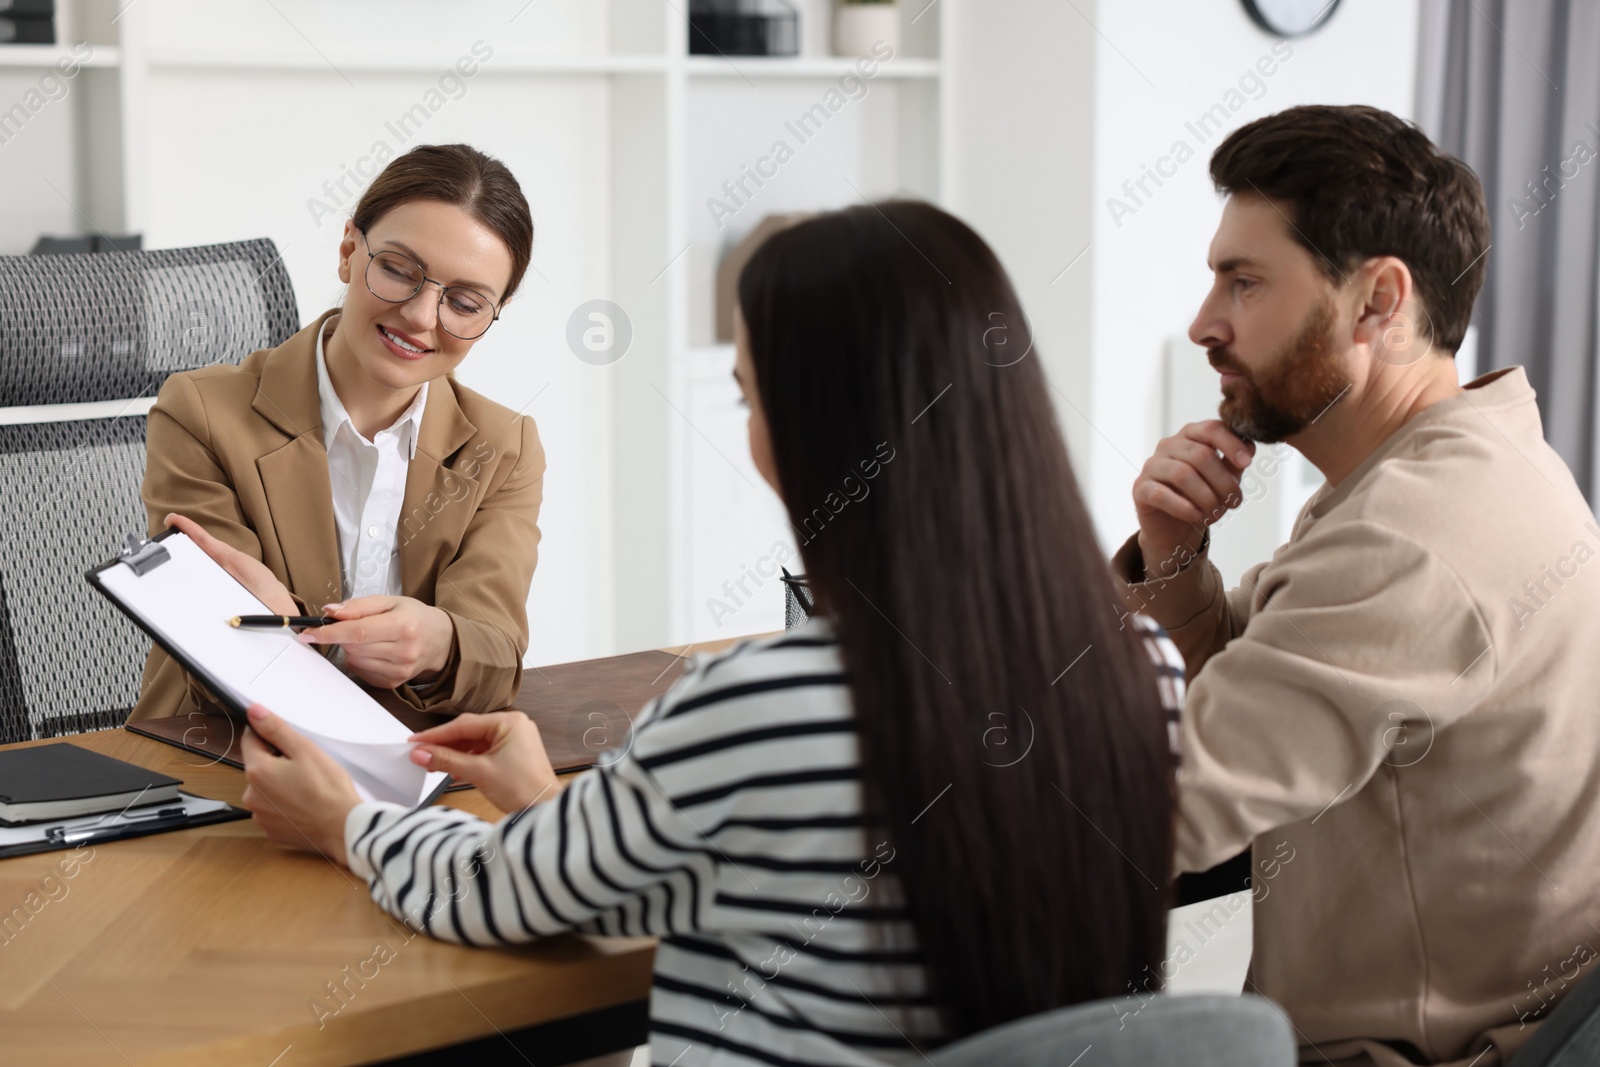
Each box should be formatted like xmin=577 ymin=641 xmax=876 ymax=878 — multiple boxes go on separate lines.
xmin=832 ymin=3 xmax=901 ymax=57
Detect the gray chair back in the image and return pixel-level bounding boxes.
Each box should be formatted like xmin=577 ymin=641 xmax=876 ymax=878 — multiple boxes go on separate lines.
xmin=928 ymin=993 xmax=1295 ymax=1067
xmin=1508 ymin=961 xmax=1600 ymax=1066
xmin=0 ymin=239 xmax=298 ymax=743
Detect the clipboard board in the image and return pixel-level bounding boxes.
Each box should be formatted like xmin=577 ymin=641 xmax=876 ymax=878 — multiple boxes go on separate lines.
xmin=87 ymin=530 xmax=450 ymax=809
xmin=0 ymin=791 xmax=250 ymax=860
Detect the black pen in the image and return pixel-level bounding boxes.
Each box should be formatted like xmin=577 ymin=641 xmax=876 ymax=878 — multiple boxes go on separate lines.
xmin=230 ymin=615 xmax=336 ymax=629
xmin=122 ymin=806 xmax=188 ymax=821
xmin=46 ymin=810 xmax=193 ymax=845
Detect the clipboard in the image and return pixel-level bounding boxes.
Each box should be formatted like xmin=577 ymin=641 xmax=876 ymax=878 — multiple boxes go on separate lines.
xmin=87 ymin=530 xmax=451 ymax=809
xmin=0 ymin=791 xmax=249 ymax=860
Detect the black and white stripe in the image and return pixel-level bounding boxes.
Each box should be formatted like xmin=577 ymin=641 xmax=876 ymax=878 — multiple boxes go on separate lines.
xmin=344 ymin=616 xmax=1184 ymax=1066
xmin=1133 ymin=612 xmax=1186 ymax=763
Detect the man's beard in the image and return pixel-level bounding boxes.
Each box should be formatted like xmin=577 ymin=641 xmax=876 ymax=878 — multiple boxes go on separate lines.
xmin=1210 ymin=299 xmax=1350 ymax=444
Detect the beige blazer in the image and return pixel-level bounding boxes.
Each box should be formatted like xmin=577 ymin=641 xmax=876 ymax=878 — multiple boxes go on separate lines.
xmin=128 ymin=309 xmax=545 ymax=721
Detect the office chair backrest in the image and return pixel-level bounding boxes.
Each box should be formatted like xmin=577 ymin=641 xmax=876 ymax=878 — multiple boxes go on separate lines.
xmin=1508 ymin=960 xmax=1600 ymax=1066
xmin=927 ymin=993 xmax=1296 ymax=1067
xmin=0 ymin=239 xmax=298 ymax=743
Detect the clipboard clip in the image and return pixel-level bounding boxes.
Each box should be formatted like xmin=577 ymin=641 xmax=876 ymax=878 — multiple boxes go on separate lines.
xmin=117 ymin=532 xmax=170 ymax=576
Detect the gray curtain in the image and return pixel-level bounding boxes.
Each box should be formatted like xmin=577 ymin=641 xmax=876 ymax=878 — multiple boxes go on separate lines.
xmin=1416 ymin=0 xmax=1600 ymax=507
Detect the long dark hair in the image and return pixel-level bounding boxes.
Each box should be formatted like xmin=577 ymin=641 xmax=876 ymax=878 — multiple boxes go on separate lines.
xmin=738 ymin=202 xmax=1175 ymax=1040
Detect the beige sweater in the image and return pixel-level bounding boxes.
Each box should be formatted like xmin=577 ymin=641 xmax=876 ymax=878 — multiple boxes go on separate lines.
xmin=1112 ymin=367 xmax=1600 ymax=1066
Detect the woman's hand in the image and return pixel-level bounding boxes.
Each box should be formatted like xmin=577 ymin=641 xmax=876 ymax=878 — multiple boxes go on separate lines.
xmin=240 ymin=704 xmax=361 ymax=863
xmin=408 ymin=712 xmax=558 ymax=814
xmin=166 ymin=513 xmax=297 ymax=617
xmin=298 ymin=597 xmax=456 ymax=690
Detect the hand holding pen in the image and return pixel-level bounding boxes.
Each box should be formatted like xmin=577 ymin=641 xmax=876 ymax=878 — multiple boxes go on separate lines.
xmin=173 ymin=511 xmax=454 ymax=689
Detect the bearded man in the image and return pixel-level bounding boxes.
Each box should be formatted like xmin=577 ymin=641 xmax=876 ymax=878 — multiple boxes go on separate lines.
xmin=1113 ymin=105 xmax=1600 ymax=1066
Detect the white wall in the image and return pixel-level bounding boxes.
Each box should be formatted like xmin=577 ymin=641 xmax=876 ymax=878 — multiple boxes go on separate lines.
xmin=944 ymin=0 xmax=1420 ymax=581
xmin=1084 ymin=0 xmax=1420 ymax=560
xmin=947 ymin=0 xmax=1097 ymax=474
xmin=0 ymin=66 xmax=82 ymax=253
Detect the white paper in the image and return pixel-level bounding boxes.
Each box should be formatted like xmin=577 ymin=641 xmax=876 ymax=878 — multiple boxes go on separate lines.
xmin=97 ymin=534 xmax=446 ymax=806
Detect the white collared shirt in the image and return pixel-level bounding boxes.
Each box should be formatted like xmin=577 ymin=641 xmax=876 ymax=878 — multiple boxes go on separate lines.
xmin=315 ymin=317 xmax=428 ymax=601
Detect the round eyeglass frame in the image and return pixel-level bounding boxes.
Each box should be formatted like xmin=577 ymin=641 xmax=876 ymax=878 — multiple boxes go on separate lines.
xmin=358 ymin=229 xmax=502 ymax=340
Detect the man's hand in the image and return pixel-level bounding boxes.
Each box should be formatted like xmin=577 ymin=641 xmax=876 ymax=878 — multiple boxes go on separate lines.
xmin=166 ymin=513 xmax=297 ymax=616
xmin=1132 ymin=421 xmax=1255 ymax=576
xmin=240 ymin=704 xmax=361 ymax=862
xmin=407 ymin=712 xmax=559 ymax=814
xmin=298 ymin=597 xmax=455 ymax=690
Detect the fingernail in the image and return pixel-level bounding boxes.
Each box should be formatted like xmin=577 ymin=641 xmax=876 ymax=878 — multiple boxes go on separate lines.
xmin=1235 ymin=450 xmax=1251 ymax=466
xmin=296 ymin=633 xmax=317 ymax=644
xmin=246 ymin=705 xmax=266 ymax=723
xmin=411 ymin=749 xmax=433 ymax=767
xmin=322 ymin=603 xmax=342 ymax=613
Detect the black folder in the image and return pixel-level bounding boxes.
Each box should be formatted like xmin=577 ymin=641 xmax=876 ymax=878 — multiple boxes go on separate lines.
xmin=0 ymin=15 xmax=54 ymax=44
xmin=0 ymin=742 xmax=180 ymax=824
xmin=0 ymin=742 xmax=247 ymax=860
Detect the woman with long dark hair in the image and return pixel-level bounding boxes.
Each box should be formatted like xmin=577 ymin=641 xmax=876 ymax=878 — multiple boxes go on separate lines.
xmin=227 ymin=201 xmax=1183 ymax=1064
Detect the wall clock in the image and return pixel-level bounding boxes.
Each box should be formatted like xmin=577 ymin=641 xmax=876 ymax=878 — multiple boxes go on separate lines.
xmin=1242 ymin=0 xmax=1342 ymax=37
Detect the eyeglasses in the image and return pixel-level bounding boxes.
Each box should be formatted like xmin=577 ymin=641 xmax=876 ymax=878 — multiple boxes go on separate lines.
xmin=358 ymin=230 xmax=501 ymax=340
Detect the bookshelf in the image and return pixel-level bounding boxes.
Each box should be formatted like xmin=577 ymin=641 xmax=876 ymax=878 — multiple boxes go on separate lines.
xmin=1 ymin=0 xmax=956 ymax=661
xmin=661 ymin=0 xmax=953 ymax=647
xmin=0 ymin=2 xmax=139 ymax=252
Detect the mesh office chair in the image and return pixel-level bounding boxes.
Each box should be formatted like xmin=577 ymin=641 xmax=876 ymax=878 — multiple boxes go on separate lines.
xmin=927 ymin=993 xmax=1296 ymax=1067
xmin=0 ymin=239 xmax=299 ymax=743
xmin=1508 ymin=962 xmax=1600 ymax=1066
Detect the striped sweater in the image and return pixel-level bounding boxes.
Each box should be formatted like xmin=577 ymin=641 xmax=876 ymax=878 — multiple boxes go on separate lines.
xmin=343 ymin=616 xmax=1184 ymax=1066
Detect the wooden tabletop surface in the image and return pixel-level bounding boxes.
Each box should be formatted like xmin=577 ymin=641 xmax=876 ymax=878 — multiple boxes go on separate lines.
xmin=0 ymin=634 xmax=763 ymax=1067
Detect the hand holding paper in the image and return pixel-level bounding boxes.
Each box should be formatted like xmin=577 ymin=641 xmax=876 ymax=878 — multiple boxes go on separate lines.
xmin=91 ymin=529 xmax=448 ymax=807
xmin=171 ymin=510 xmax=457 ymax=690
xmin=165 ymin=513 xmax=298 ymax=617
xmin=408 ymin=712 xmax=559 ymax=814
xmin=241 ymin=704 xmax=359 ymax=860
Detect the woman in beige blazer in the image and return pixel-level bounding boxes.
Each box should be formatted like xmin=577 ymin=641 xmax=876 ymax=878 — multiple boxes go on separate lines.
xmin=130 ymin=144 xmax=544 ymax=721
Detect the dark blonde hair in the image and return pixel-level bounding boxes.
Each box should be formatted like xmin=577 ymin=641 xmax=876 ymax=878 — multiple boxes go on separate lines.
xmin=351 ymin=143 xmax=533 ymax=302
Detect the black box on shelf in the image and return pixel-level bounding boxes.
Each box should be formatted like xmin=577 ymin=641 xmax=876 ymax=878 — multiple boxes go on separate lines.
xmin=688 ymin=0 xmax=799 ymax=57
xmin=30 ymin=235 xmax=144 ymax=255
xmin=0 ymin=0 xmax=56 ymax=18
xmin=0 ymin=14 xmax=54 ymax=44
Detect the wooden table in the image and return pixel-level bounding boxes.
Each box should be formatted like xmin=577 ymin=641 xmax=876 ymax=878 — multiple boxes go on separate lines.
xmin=0 ymin=635 xmax=762 ymax=1067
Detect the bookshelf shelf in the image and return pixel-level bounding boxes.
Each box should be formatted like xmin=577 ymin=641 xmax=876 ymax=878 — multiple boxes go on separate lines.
xmin=142 ymin=47 xmax=670 ymax=75
xmin=2 ymin=0 xmax=954 ymax=656
xmin=684 ymin=55 xmax=940 ymax=78
xmin=0 ymin=44 xmax=118 ymax=67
